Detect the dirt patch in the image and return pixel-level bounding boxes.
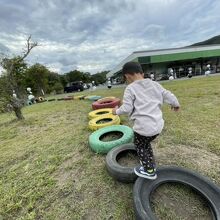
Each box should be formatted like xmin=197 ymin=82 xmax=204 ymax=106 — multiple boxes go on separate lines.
xmin=53 ymin=151 xmax=83 ymax=187
xmin=151 ymin=144 xmax=220 ymax=219
xmin=96 ymin=118 xmax=113 ymax=124
xmin=81 ymin=210 xmax=100 ymax=220
xmin=117 ymin=150 xmax=139 ymax=167
xmin=151 ymin=183 xmax=212 ymax=220
xmin=51 ymin=152 xmax=120 ymax=219
xmin=100 ymin=131 xmax=123 ymax=142
xmin=154 ymin=144 xmax=220 ymax=183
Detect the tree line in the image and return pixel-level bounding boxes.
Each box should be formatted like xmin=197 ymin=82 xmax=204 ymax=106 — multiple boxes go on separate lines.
xmin=0 ymin=36 xmax=108 ymax=120
xmin=1 ymin=61 xmax=109 ymax=96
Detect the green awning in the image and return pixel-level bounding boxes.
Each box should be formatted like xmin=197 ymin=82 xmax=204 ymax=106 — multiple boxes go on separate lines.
xmin=138 ymin=49 xmax=220 ymax=64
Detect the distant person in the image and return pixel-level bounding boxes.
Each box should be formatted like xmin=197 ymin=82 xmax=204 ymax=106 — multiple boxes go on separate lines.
xmin=12 ymin=90 xmax=17 ymax=98
xmin=28 ymin=92 xmax=36 ymax=104
xmin=150 ymin=73 xmax=155 ymax=81
xmin=179 ymin=67 xmax=184 ymax=77
xmin=205 ymin=64 xmax=211 ymax=76
xmin=169 ymin=68 xmax=175 ymax=80
xmin=27 ymin=87 xmax=31 ymax=93
xmin=188 ymin=67 xmax=193 ymax=78
xmin=112 ymin=62 xmax=180 ymax=180
xmin=188 ymin=72 xmax=192 ymax=78
xmin=169 ymin=74 xmax=174 ymax=80
xmin=91 ymin=81 xmax=96 ymax=91
xmin=170 ymin=68 xmax=174 ymax=75
xmin=107 ymin=80 xmax=112 ymax=89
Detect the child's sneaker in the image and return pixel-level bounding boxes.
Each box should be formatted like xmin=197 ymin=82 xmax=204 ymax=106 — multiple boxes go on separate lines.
xmin=139 ymin=166 xmax=156 ymax=173
xmin=134 ymin=166 xmax=157 ymax=180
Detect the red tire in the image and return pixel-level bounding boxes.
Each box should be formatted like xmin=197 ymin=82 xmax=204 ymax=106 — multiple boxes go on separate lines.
xmin=92 ymin=98 xmax=121 ymax=110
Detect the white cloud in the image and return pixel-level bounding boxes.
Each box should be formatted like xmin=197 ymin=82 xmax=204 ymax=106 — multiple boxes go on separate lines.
xmin=0 ymin=0 xmax=220 ymax=74
xmin=0 ymin=66 xmax=3 ymax=76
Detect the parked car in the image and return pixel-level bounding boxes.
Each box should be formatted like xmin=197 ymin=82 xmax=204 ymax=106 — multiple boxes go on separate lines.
xmin=64 ymin=81 xmax=84 ymax=93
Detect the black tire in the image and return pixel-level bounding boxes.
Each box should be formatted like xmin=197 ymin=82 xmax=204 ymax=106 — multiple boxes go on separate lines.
xmin=106 ymin=143 xmax=138 ymax=183
xmin=47 ymin=99 xmax=56 ymax=102
xmin=133 ymin=166 xmax=220 ymax=220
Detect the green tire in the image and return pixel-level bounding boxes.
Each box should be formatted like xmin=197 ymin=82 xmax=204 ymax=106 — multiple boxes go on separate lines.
xmin=88 ymin=96 xmax=102 ymax=101
xmin=89 ymin=125 xmax=134 ymax=154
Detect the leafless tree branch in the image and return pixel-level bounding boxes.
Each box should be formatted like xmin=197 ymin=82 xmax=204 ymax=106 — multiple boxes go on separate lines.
xmin=20 ymin=35 xmax=38 ymax=61
xmin=0 ymin=35 xmax=38 ymax=120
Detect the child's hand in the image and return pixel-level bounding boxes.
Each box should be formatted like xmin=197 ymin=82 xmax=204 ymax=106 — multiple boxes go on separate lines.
xmin=171 ymin=106 xmax=180 ymax=112
xmin=112 ymin=106 xmax=118 ymax=115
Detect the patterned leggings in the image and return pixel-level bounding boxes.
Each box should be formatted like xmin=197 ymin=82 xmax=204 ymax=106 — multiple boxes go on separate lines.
xmin=134 ymin=132 xmax=158 ymax=171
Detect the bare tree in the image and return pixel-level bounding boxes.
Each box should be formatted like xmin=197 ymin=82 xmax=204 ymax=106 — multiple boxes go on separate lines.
xmin=0 ymin=35 xmax=38 ymax=120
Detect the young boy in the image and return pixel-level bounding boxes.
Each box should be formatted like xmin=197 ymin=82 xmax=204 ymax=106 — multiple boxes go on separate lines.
xmin=112 ymin=62 xmax=180 ymax=180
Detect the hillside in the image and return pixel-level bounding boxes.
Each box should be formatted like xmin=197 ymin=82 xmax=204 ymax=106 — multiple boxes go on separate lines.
xmin=191 ymin=35 xmax=220 ymax=46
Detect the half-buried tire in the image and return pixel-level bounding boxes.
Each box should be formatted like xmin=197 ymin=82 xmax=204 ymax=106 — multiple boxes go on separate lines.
xmin=106 ymin=143 xmax=139 ymax=183
xmin=133 ymin=166 xmax=220 ymax=220
xmin=89 ymin=125 xmax=134 ymax=154
xmin=88 ymin=96 xmax=102 ymax=101
xmin=74 ymin=95 xmax=86 ymax=100
xmin=47 ymin=98 xmax=56 ymax=102
xmin=84 ymin=95 xmax=97 ymax=100
xmin=63 ymin=96 xmax=73 ymax=100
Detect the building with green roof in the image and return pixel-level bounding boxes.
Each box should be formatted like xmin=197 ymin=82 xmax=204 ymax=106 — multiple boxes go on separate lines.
xmin=107 ymin=45 xmax=220 ymax=80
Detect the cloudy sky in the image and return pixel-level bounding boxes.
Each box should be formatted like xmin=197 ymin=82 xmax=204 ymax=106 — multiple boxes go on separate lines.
xmin=0 ymin=0 xmax=220 ymax=74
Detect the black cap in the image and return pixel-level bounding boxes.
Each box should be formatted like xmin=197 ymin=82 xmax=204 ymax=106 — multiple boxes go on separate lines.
xmin=122 ymin=62 xmax=143 ymax=75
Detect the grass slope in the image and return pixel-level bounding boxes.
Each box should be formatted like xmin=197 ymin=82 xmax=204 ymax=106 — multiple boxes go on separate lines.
xmin=0 ymin=76 xmax=220 ymax=220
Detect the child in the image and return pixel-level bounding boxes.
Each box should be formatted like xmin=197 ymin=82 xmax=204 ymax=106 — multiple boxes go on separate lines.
xmin=112 ymin=62 xmax=180 ymax=180
xmin=107 ymin=79 xmax=112 ymax=89
xmin=91 ymin=81 xmax=96 ymax=91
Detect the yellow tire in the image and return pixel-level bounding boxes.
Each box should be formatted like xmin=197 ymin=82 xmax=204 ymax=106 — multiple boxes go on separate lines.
xmin=97 ymin=96 xmax=116 ymax=102
xmin=88 ymin=114 xmax=120 ymax=131
xmin=88 ymin=108 xmax=113 ymax=119
xmin=74 ymin=95 xmax=85 ymax=100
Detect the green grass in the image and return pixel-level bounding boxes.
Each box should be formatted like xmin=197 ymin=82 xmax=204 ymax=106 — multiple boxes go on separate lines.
xmin=0 ymin=76 xmax=220 ymax=220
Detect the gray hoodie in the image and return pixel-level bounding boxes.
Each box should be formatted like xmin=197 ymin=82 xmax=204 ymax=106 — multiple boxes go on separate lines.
xmin=116 ymin=79 xmax=180 ymax=136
